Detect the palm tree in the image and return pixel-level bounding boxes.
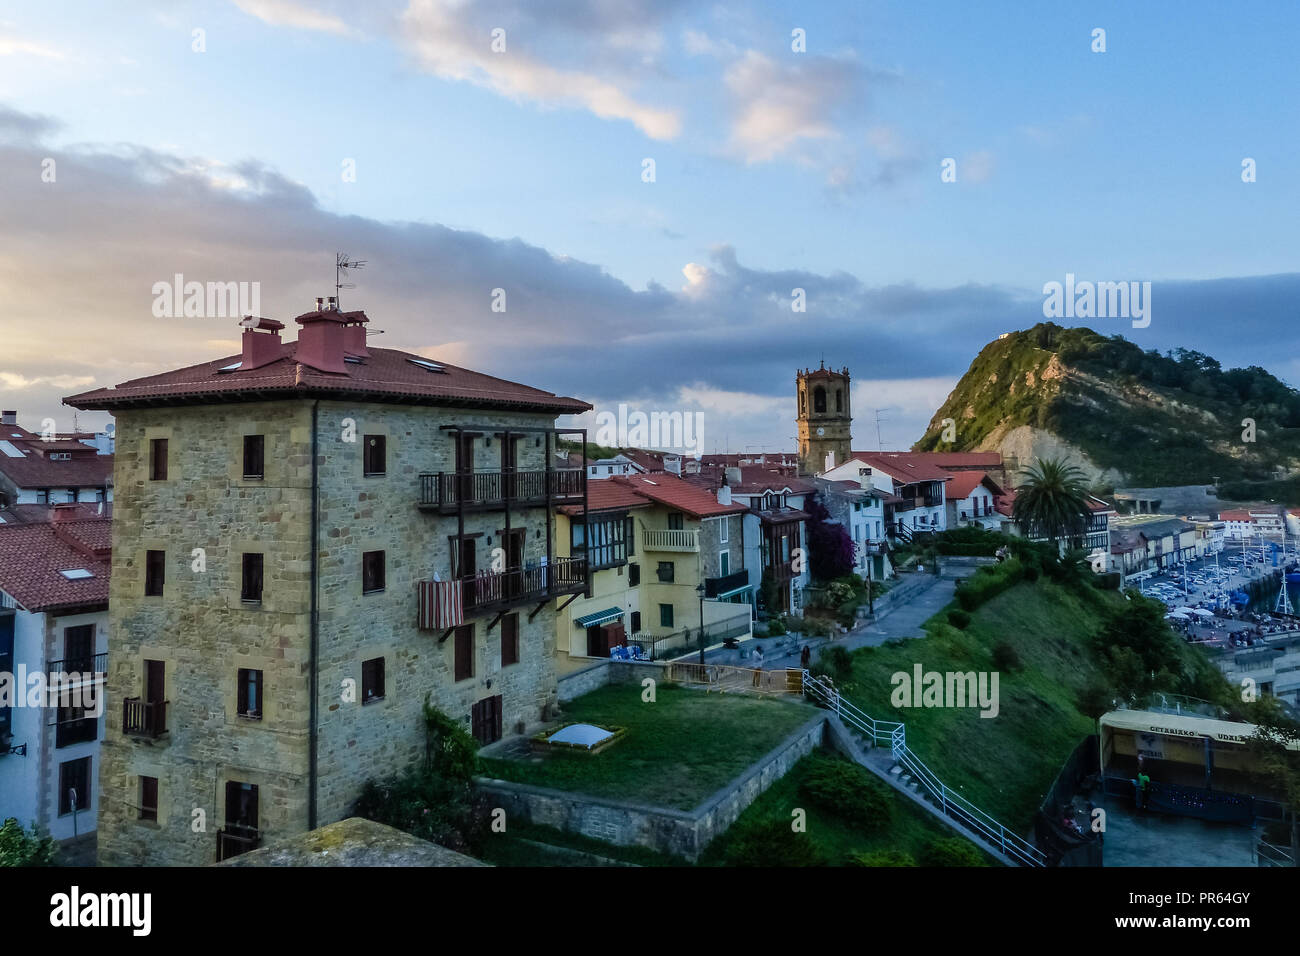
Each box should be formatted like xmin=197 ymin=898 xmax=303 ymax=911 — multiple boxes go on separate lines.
xmin=1011 ymin=457 xmax=1091 ymax=548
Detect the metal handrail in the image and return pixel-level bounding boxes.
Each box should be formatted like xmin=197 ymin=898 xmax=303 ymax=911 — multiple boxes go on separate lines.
xmin=802 ymin=671 xmax=1045 ymax=867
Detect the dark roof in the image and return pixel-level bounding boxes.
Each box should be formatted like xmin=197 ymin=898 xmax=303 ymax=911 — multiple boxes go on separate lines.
xmin=0 ymin=520 xmax=111 ymax=611
xmin=614 ymin=473 xmax=748 ymax=519
xmin=0 ymin=448 xmax=113 ymax=489
xmin=1 ymin=502 xmax=112 ymax=524
xmin=65 ymin=343 xmax=590 ymax=415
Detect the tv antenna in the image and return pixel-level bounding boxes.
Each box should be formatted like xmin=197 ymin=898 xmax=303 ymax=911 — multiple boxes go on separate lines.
xmin=335 ymin=253 xmax=366 ymax=308
xmin=873 ymin=407 xmax=897 ymax=451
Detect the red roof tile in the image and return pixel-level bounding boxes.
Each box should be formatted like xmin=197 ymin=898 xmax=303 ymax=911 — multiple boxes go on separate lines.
xmin=0 ymin=447 xmax=113 ymax=489
xmin=558 ymin=479 xmax=654 ymax=516
xmin=613 ymin=473 xmax=748 ymax=518
xmin=891 ymin=451 xmax=1003 ymax=469
xmin=945 ymin=471 xmax=1003 ymax=501
xmin=850 ymin=452 xmax=953 ymax=483
xmin=0 ymin=521 xmax=111 ymax=611
xmin=65 ymin=341 xmax=589 ymax=414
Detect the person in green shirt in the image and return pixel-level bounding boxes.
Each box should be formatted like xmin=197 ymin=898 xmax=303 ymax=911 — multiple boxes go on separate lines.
xmin=1135 ymin=771 xmax=1151 ymax=810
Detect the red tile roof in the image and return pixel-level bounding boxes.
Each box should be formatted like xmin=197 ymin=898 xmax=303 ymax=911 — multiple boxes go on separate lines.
xmin=613 ymin=473 xmax=748 ymax=518
xmin=1 ymin=502 xmax=112 ymax=524
xmin=0 ymin=521 xmax=111 ymax=611
xmin=558 ymin=479 xmax=653 ymax=516
xmin=65 ymin=342 xmax=589 ymax=414
xmin=944 ymin=471 xmax=1003 ymax=501
xmin=730 ymin=466 xmax=815 ymax=495
xmin=0 ymin=447 xmax=113 ymax=489
xmin=1219 ymin=509 xmax=1254 ymax=521
xmin=850 ymin=452 xmax=953 ymax=483
xmin=892 ymin=451 xmax=1003 ymax=469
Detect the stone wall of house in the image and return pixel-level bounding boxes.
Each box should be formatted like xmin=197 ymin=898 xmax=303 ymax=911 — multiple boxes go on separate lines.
xmin=98 ymin=397 xmax=570 ymax=865
xmin=476 ymin=713 xmax=826 ymax=861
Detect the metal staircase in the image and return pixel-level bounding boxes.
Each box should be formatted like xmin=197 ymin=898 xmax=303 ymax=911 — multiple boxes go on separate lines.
xmin=803 ymin=671 xmax=1046 ymax=867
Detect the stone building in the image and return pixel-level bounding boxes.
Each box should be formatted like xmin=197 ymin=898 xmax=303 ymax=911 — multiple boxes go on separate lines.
xmin=66 ymin=303 xmax=590 ymax=865
xmin=795 ymin=364 xmax=852 ymax=477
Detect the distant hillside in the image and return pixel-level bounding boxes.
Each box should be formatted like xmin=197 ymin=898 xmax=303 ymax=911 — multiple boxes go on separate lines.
xmin=914 ymin=323 xmax=1300 ymax=488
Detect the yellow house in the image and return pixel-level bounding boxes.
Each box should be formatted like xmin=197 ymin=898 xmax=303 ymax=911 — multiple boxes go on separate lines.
xmin=555 ymin=473 xmax=751 ymax=672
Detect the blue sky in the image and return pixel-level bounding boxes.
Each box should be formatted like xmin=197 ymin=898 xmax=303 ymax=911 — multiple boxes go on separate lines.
xmin=2 ymin=0 xmax=1298 ymax=452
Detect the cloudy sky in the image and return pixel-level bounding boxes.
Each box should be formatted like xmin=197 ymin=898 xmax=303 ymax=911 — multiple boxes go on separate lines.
xmin=2 ymin=0 xmax=1298 ymax=453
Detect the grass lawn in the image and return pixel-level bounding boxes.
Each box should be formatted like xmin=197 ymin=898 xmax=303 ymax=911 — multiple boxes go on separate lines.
xmin=836 ymin=579 xmax=1121 ymax=830
xmin=479 ymin=683 xmax=817 ymax=810
xmin=699 ymin=751 xmax=964 ymax=866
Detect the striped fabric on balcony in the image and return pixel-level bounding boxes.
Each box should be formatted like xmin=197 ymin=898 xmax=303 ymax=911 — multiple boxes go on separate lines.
xmin=417 ymin=579 xmax=463 ymax=630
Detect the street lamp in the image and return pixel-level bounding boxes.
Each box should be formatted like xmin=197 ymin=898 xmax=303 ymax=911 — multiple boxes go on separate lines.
xmin=696 ymin=581 xmax=707 ymax=664
xmin=0 ymin=730 xmax=27 ymax=757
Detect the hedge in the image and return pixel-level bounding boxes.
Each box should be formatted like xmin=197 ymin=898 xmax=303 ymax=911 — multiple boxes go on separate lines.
xmin=954 ymin=558 xmax=1024 ymax=611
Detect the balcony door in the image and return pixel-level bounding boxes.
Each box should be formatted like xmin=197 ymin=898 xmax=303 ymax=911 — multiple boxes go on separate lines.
xmin=503 ymin=529 xmax=525 ymax=599
xmin=457 ymin=537 xmax=478 ymax=608
xmin=454 ymin=433 xmax=475 ymax=504
xmin=501 ymin=434 xmax=519 ymax=500
xmin=64 ymin=624 xmax=94 ymax=672
xmin=144 ymin=660 xmax=165 ymax=735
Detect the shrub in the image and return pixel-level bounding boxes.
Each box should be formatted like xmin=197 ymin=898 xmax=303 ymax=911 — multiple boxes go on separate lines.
xmin=813 ymin=644 xmax=854 ymax=684
xmin=797 ymin=755 xmax=892 ymax=833
xmin=920 ymin=836 xmax=985 ymax=867
xmin=722 ymin=818 xmax=828 ymax=867
xmin=848 ymin=848 xmax=917 ymax=867
xmin=955 ymin=558 xmax=1023 ymax=611
xmin=0 ymin=818 xmax=57 ymax=867
xmin=800 ymin=617 xmax=833 ymax=638
xmin=767 ymin=615 xmax=787 ymax=636
xmin=991 ymin=640 xmax=1022 ymax=672
xmin=947 ymin=609 xmax=972 ymax=630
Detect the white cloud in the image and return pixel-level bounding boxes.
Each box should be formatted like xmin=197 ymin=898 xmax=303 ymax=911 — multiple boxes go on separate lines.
xmin=962 ymin=149 xmax=995 ymax=184
xmin=400 ymin=0 xmax=681 ymax=140
xmin=231 ymin=0 xmax=353 ymax=36
xmin=0 ymin=31 xmax=66 ymax=60
xmin=0 ymin=372 xmax=96 ymax=390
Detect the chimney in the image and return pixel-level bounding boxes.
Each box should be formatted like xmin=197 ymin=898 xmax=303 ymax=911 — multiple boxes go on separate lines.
xmin=725 ymin=466 xmax=742 ymax=488
xmin=0 ymin=410 xmax=15 ymax=425
xmin=327 ymin=296 xmax=337 ymax=310
xmin=51 ymin=501 xmax=78 ymax=523
xmin=240 ymin=317 xmax=286 ymax=371
xmin=665 ymin=455 xmax=681 ymax=476
xmin=717 ymin=485 xmax=732 ymax=506
xmin=342 ymin=311 xmax=370 ymax=357
xmin=294 ymin=307 xmax=348 ymax=374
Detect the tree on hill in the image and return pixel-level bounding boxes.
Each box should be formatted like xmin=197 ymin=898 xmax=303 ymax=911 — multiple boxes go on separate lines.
xmin=1011 ymin=457 xmax=1091 ymax=547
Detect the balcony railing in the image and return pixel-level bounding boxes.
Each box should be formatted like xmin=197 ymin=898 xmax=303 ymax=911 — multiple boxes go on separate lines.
xmin=704 ymin=568 xmax=750 ymax=598
xmin=642 ymin=529 xmax=699 ymax=552
xmin=122 ymin=697 xmax=167 ymax=739
xmin=216 ymin=826 xmax=262 ymax=862
xmin=418 ymin=468 xmax=584 ymax=512
xmin=47 ymin=653 xmax=107 ymax=678
xmin=55 ymin=715 xmax=99 ymax=748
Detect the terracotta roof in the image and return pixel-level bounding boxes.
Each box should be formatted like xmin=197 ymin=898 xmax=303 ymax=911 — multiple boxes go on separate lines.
xmin=65 ymin=342 xmax=589 ymax=414
xmin=1 ymin=503 xmax=112 ymax=524
xmin=754 ymin=508 xmax=811 ymax=525
xmin=894 ymin=451 xmax=1003 ymax=469
xmin=613 ymin=473 xmax=748 ymax=519
xmin=619 ymin=449 xmax=666 ymax=472
xmin=730 ymin=466 xmax=815 ymax=495
xmin=558 ymin=479 xmax=653 ymax=516
xmin=944 ymin=471 xmax=1003 ymax=501
xmin=0 ymin=520 xmax=111 ymax=611
xmin=0 ymin=448 xmax=113 ymax=489
xmin=850 ymin=452 xmax=952 ymax=483
xmin=1218 ymin=509 xmax=1254 ymax=521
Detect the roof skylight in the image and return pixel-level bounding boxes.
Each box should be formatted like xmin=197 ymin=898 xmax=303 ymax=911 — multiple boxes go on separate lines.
xmin=59 ymin=569 xmax=94 ymax=580
xmin=406 ymin=358 xmax=445 ymax=373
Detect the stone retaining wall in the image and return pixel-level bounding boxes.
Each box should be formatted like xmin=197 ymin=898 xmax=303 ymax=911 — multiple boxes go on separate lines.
xmin=476 ymin=712 xmax=826 ymax=861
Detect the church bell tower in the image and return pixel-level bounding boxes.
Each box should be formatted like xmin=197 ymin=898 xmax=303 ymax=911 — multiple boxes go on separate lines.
xmin=796 ymin=363 xmax=852 ymax=476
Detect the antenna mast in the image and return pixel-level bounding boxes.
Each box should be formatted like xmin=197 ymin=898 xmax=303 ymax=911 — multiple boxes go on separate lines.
xmin=335 ymin=252 xmax=366 ymax=309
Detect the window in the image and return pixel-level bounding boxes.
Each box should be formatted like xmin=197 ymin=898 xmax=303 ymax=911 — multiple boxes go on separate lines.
xmin=55 ymin=699 xmax=96 ymax=748
xmin=144 ymin=549 xmax=165 ymax=596
xmin=667 ymin=513 xmax=684 ymax=531
xmin=454 ymin=625 xmax=473 ymax=681
xmin=574 ymin=515 xmax=628 ymax=570
xmin=813 ymin=386 xmax=826 ymax=413
xmin=628 ymin=563 xmax=640 ymax=587
xmin=361 ymin=657 xmax=385 ymax=703
xmin=59 ymin=756 xmax=91 ymax=816
xmin=836 ymin=389 xmax=843 ymax=412
xmin=657 ymin=561 xmax=674 ymax=583
xmin=36 ymin=489 xmax=48 ymax=504
xmin=139 ymin=776 xmax=158 ymax=822
xmin=237 ymin=668 xmax=263 ymax=719
xmin=630 ymin=611 xmax=642 ymax=632
xmin=719 ymin=517 xmax=728 ymax=544
xmin=362 ymin=550 xmax=385 ymax=594
xmin=364 ymin=435 xmax=386 ymax=476
xmin=659 ymin=604 xmax=674 ymax=628
xmin=241 ymin=553 xmax=263 ymax=603
xmin=626 ymin=517 xmax=635 ymax=556
xmin=243 ymin=434 xmax=265 ymax=479
xmin=501 ymin=614 xmax=519 ymax=667
xmin=149 ymin=438 xmax=168 ymax=480
xmin=720 ymin=551 xmax=730 ymax=576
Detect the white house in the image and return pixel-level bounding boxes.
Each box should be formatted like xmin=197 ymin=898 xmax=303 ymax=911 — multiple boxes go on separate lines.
xmin=824 ymin=453 xmax=951 ymax=540
xmin=0 ymin=414 xmax=113 ymax=516
xmin=0 ymin=508 xmax=110 ymax=863
xmin=586 ymin=453 xmax=648 ymax=480
xmin=816 ymin=477 xmax=893 ymax=584
xmin=943 ymin=471 xmax=1005 ymax=531
xmin=723 ymin=467 xmax=814 ymax=615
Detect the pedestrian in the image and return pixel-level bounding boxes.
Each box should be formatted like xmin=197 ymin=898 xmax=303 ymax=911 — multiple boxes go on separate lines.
xmin=752 ymin=645 xmax=764 ymax=686
xmin=1135 ymin=769 xmax=1150 ymax=810
xmin=800 ymin=644 xmax=811 ymax=671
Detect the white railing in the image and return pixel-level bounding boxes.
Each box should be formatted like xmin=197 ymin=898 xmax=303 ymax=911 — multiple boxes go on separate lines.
xmin=642 ymin=528 xmax=699 ymax=552
xmin=803 ymin=671 xmax=1046 ymax=867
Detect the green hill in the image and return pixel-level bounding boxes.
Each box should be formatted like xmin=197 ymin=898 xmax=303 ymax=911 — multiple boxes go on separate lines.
xmin=915 ymin=323 xmax=1300 ymax=487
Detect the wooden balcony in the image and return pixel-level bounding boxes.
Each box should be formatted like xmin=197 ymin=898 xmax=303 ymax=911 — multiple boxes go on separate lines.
xmin=122 ymin=697 xmax=167 ymax=739
xmin=216 ymin=826 xmax=262 ymax=861
xmin=642 ymin=529 xmax=699 ymax=552
xmin=421 ymin=556 xmax=588 ymax=626
xmin=418 ymin=468 xmax=584 ymax=513
xmin=47 ymin=653 xmax=107 ymax=678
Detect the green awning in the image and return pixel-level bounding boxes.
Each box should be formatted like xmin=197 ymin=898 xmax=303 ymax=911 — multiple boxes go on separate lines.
xmin=575 ymin=607 xmax=624 ymax=628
